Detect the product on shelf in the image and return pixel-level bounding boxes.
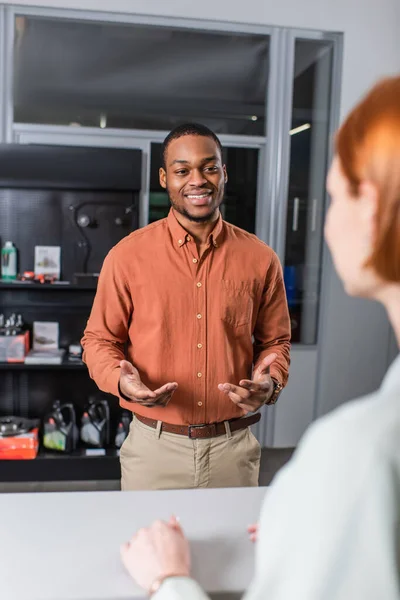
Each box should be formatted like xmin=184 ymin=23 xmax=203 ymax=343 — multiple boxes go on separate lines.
xmin=80 ymin=397 xmax=110 ymax=448
xmin=24 ymin=321 xmax=65 ymax=364
xmin=1 ymin=241 xmax=18 ymax=281
xmin=0 ymin=416 xmax=39 ymax=460
xmin=16 ymin=272 xmax=60 ymax=284
xmin=32 ymin=321 xmax=59 ymax=351
xmin=25 ymin=348 xmax=66 ymax=365
xmin=42 ymin=401 xmax=79 ymax=453
xmin=72 ymin=272 xmax=99 ymax=285
xmin=0 ymin=313 xmax=25 ymax=336
xmin=34 ymin=245 xmax=61 ymax=280
xmin=0 ymin=313 xmax=29 ymax=363
xmin=67 ymin=343 xmax=83 ymax=362
xmin=19 ymin=271 xmax=35 ymax=282
xmin=114 ymin=410 xmax=131 ymax=448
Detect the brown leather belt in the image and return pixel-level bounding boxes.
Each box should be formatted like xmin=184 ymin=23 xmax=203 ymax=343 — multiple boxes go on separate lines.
xmin=134 ymin=412 xmax=261 ymax=439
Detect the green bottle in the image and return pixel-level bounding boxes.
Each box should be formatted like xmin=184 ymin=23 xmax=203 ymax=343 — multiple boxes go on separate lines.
xmin=1 ymin=241 xmax=17 ymax=280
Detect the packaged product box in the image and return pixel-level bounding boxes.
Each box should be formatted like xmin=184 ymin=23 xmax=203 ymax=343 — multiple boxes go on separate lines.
xmin=0 ymin=331 xmax=30 ymax=363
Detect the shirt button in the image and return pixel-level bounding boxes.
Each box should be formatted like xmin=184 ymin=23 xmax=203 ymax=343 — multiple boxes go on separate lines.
xmin=197 ymin=313 xmax=202 ymax=319
xmin=192 ymin=258 xmax=198 ymax=263
xmin=197 ymin=343 xmax=202 ymax=349
xmin=197 ymin=372 xmax=202 ymax=378
xmin=197 ymin=401 xmax=203 ymax=406
xmin=196 ymin=282 xmax=202 ymax=288
xmin=187 ymin=235 xmax=191 ymax=242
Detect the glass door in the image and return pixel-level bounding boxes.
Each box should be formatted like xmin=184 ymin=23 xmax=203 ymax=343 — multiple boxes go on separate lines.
xmin=283 ymin=39 xmax=333 ymax=344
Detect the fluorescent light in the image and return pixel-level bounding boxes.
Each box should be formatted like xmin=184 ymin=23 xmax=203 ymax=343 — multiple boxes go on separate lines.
xmin=100 ymin=114 xmax=107 ymax=129
xmin=290 ymin=123 xmax=311 ymax=135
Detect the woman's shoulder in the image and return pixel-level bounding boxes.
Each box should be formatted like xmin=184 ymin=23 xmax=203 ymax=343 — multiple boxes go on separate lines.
xmin=263 ymin=385 xmax=400 ymax=528
xmin=297 ymin=385 xmax=400 ymax=475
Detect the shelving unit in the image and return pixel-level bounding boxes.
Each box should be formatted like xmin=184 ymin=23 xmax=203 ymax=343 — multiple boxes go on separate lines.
xmin=0 ymin=142 xmax=142 ymax=483
xmin=0 ymin=361 xmax=87 ymax=371
xmin=0 ymin=281 xmax=97 ymax=291
xmin=0 ymin=279 xmax=122 ymax=482
xmin=0 ymin=449 xmax=120 ymax=482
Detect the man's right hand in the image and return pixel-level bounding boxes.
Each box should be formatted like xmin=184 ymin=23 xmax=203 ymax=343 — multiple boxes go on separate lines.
xmin=119 ymin=360 xmax=178 ymax=408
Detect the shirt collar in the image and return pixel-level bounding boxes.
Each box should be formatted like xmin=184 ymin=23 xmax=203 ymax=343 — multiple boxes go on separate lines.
xmin=167 ymin=208 xmax=224 ymax=249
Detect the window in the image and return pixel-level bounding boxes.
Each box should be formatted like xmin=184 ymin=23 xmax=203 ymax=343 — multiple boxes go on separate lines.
xmin=13 ymin=15 xmax=269 ymax=135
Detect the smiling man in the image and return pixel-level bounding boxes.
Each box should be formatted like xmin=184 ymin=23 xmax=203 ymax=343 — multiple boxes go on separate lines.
xmin=81 ymin=123 xmax=291 ymax=491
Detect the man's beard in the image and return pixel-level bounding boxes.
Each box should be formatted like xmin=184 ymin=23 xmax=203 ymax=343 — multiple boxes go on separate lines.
xmin=168 ymin=186 xmax=225 ymax=223
xmin=170 ymin=202 xmax=219 ymax=223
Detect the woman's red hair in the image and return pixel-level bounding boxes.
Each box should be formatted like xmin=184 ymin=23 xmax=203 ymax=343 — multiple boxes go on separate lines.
xmin=336 ymin=76 xmax=400 ymax=282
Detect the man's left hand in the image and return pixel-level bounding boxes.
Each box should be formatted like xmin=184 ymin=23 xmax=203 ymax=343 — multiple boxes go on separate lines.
xmin=218 ymin=353 xmax=277 ymax=413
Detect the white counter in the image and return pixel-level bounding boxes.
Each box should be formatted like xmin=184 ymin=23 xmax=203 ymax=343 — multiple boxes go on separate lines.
xmin=0 ymin=486 xmax=266 ymax=600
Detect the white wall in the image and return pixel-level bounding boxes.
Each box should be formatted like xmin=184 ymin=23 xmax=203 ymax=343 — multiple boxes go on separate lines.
xmin=3 ymin=0 xmax=400 ymax=425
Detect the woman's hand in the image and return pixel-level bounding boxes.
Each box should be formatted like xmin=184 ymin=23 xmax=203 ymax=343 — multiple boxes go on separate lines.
xmin=248 ymin=523 xmax=259 ymax=543
xmin=120 ymin=516 xmax=190 ymax=593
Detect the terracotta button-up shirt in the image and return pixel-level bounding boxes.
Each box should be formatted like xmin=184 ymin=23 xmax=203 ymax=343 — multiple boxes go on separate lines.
xmin=81 ymin=209 xmax=291 ymax=425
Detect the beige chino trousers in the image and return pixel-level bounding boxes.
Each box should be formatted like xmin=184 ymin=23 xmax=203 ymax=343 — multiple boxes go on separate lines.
xmin=120 ymin=415 xmax=261 ymax=491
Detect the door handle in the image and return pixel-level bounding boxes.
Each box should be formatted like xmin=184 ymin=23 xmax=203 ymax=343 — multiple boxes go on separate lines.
xmin=311 ymin=198 xmax=318 ymax=232
xmin=292 ymin=197 xmax=299 ymax=232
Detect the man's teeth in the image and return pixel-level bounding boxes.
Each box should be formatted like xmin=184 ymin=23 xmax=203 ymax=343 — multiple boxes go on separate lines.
xmin=187 ymin=193 xmax=210 ymax=199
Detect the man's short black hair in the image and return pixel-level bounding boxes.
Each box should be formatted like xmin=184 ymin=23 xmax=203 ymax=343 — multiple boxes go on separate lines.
xmin=161 ymin=123 xmax=223 ymax=169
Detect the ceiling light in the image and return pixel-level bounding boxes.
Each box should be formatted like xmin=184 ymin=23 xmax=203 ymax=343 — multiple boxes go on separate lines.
xmin=290 ymin=123 xmax=311 ymax=135
xmin=100 ymin=114 xmax=107 ymax=129
xmin=251 ymin=115 xmax=258 ymax=121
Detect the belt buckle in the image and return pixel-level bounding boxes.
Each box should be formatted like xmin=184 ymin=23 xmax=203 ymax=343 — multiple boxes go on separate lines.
xmin=188 ymin=423 xmax=217 ymax=439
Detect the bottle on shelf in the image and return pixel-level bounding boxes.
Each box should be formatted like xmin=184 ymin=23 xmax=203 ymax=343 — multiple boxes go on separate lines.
xmin=1 ymin=242 xmax=18 ymax=281
xmin=115 ymin=411 xmax=131 ymax=448
xmin=0 ymin=313 xmax=25 ymax=336
xmin=42 ymin=401 xmax=79 ymax=453
xmin=80 ymin=398 xmax=110 ymax=448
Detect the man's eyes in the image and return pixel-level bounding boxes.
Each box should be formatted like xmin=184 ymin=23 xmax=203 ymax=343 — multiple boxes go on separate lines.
xmin=175 ymin=166 xmax=218 ymax=175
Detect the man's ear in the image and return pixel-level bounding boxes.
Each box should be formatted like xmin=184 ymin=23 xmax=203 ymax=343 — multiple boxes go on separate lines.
xmin=159 ymin=167 xmax=167 ymax=189
xmin=223 ymin=164 xmax=228 ymax=184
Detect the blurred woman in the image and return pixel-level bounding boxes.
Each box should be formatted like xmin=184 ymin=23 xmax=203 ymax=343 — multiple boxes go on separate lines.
xmin=120 ymin=76 xmax=400 ymax=600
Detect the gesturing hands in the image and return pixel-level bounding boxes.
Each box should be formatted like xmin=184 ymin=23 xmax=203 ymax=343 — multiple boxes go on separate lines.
xmin=218 ymin=353 xmax=277 ymax=413
xmin=119 ymin=360 xmax=178 ymax=408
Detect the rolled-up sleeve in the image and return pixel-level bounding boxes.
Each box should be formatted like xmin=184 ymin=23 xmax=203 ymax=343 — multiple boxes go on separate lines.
xmin=253 ymin=252 xmax=291 ymax=386
xmin=81 ymin=250 xmax=133 ymax=398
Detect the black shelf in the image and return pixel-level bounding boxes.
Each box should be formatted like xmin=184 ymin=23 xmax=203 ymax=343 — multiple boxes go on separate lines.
xmin=0 ymin=360 xmax=87 ymax=370
xmin=0 ymin=281 xmax=97 ymax=291
xmin=0 ymin=448 xmax=120 ymax=482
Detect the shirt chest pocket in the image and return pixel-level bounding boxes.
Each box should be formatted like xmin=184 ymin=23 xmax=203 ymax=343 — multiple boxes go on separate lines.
xmin=220 ymin=280 xmax=259 ymax=328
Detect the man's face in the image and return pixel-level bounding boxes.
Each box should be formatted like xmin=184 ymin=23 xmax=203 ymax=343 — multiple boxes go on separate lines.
xmin=159 ymin=135 xmax=227 ymax=223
